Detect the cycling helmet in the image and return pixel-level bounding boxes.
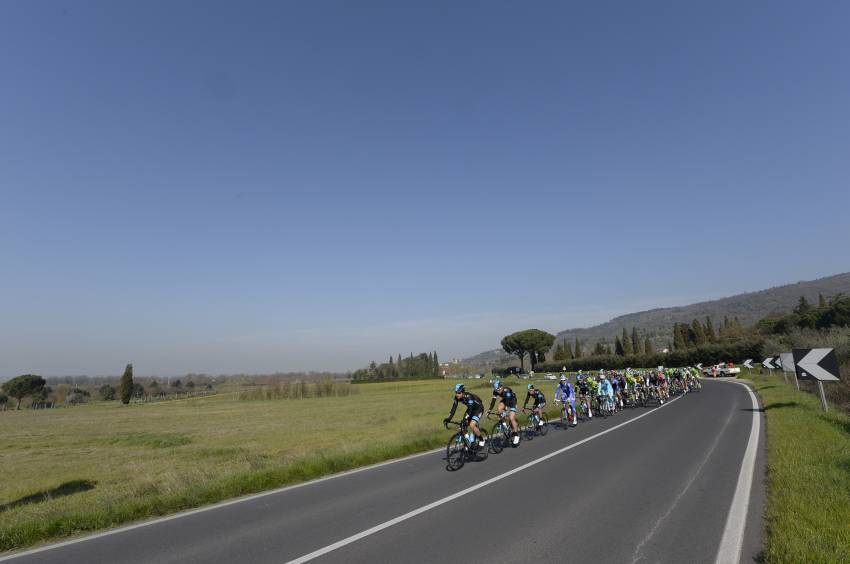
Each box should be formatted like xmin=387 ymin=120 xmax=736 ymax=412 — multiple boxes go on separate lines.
xmin=559 ymin=374 xmax=567 ymax=382
xmin=527 ymin=383 xmax=535 ymax=390
xmin=493 ymin=379 xmax=502 ymax=390
xmin=454 ymin=383 xmax=464 ymax=393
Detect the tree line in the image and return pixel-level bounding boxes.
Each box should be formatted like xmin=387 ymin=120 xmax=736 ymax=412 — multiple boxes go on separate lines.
xmin=500 ymin=293 xmax=850 ymax=375
xmin=351 ymin=351 xmax=441 ymax=382
xmin=757 ymin=293 xmax=850 ymax=335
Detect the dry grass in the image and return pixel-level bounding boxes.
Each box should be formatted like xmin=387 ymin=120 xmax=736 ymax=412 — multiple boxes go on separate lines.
xmin=0 ymin=377 xmax=515 ymax=552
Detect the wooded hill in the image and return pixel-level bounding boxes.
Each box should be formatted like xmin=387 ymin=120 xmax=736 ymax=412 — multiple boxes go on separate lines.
xmin=464 ymin=272 xmax=850 ymax=366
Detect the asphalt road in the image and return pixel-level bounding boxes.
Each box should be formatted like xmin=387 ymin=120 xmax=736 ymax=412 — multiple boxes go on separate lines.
xmin=1 ymin=379 xmax=764 ymax=564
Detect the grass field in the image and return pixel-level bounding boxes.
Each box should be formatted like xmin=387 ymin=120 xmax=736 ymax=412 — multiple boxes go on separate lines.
xmin=747 ymin=374 xmax=850 ymax=563
xmin=0 ymin=376 xmax=560 ymax=552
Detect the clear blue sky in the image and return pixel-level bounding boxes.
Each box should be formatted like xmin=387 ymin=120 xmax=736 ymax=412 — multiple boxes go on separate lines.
xmin=2 ymin=1 xmax=848 ymax=376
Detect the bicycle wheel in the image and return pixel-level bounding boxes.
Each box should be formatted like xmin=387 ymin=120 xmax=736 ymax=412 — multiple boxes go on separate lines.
xmin=524 ymin=419 xmax=535 ymax=441
xmin=446 ymin=433 xmax=466 ymax=471
xmin=537 ymin=414 xmax=549 ymax=436
xmin=490 ymin=424 xmax=505 ymax=453
xmin=473 ymin=429 xmax=490 ymax=461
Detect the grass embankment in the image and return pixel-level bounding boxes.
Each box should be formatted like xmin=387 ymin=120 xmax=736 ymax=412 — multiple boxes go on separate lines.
xmin=749 ymin=374 xmax=850 ymax=563
xmin=0 ymin=377 xmax=556 ymax=552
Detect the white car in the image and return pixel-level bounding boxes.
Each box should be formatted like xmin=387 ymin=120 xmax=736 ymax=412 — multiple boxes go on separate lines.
xmin=544 ymin=374 xmax=557 ymax=380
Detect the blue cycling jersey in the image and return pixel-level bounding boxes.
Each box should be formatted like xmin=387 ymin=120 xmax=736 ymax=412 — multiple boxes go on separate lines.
xmin=554 ymin=382 xmax=574 ymax=402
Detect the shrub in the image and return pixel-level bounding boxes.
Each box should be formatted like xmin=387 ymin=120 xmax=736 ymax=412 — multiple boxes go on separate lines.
xmin=99 ymin=385 xmax=116 ymax=401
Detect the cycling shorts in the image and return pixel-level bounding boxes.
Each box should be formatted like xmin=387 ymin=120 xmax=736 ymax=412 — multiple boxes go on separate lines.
xmin=464 ymin=406 xmax=484 ymax=423
xmin=499 ymin=397 xmax=517 ymax=410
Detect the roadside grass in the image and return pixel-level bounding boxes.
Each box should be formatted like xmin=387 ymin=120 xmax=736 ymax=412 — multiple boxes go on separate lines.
xmin=0 ymin=376 xmax=556 ymax=552
xmin=748 ymin=374 xmax=850 ymax=563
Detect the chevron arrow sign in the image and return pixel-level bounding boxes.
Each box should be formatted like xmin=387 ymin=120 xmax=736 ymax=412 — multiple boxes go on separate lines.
xmin=792 ymin=348 xmax=841 ymax=382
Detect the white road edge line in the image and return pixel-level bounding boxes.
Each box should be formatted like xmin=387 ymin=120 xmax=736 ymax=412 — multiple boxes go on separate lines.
xmin=285 ymin=394 xmax=684 ymax=564
xmin=0 ymin=446 xmax=443 ymax=562
xmin=714 ymin=381 xmax=761 ymax=564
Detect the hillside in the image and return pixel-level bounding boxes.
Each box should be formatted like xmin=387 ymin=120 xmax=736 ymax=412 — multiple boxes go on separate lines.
xmin=465 ymin=272 xmax=850 ymax=365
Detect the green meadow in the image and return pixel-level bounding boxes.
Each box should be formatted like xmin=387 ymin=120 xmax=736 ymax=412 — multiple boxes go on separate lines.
xmin=0 ymin=377 xmax=558 ymax=552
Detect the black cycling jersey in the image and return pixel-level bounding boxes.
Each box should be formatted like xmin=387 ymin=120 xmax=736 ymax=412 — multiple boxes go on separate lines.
xmin=446 ymin=392 xmax=484 ymax=421
xmin=489 ymin=386 xmax=517 ymax=410
xmin=523 ymin=389 xmax=545 ymax=408
xmin=577 ymin=381 xmax=589 ymax=394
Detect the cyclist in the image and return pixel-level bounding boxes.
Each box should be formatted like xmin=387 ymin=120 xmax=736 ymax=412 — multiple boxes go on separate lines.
xmin=610 ymin=373 xmax=623 ymax=409
xmin=658 ymin=371 xmax=668 ymax=402
xmin=523 ymin=383 xmax=546 ymax=428
xmin=443 ymin=383 xmax=486 ymax=448
xmin=598 ymin=374 xmax=614 ymax=413
xmin=554 ymin=374 xmax=577 ymax=426
xmin=576 ymin=374 xmax=592 ymax=419
xmin=489 ymin=380 xmax=520 ymax=445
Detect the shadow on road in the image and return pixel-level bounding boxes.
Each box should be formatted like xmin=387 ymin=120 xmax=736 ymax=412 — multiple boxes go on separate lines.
xmin=0 ymin=479 xmax=96 ymax=513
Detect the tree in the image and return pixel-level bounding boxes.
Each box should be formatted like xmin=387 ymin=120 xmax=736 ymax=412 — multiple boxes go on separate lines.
xmin=673 ymin=323 xmax=687 ymax=351
xmin=690 ymin=319 xmax=707 ymax=346
xmin=631 ymin=327 xmax=641 ymax=355
xmin=99 ymin=384 xmax=116 ymax=401
xmin=794 ymin=296 xmax=812 ymax=315
xmin=574 ymin=338 xmax=582 ymax=359
xmin=614 ymin=336 xmax=625 ymax=356
xmin=1 ymin=375 xmax=46 ymax=409
xmin=0 ymin=393 xmax=7 ymax=410
xmin=66 ymin=388 xmax=90 ymax=405
xmin=621 ymin=328 xmax=633 ymax=355
xmin=132 ymin=383 xmax=145 ymax=399
xmin=501 ymin=329 xmax=556 ymax=372
xmin=644 ymin=336 xmax=653 ymax=355
xmin=433 ymin=351 xmax=440 ymax=378
xmin=186 ymin=380 xmax=195 ymax=389
xmin=593 ymin=342 xmax=607 ymax=356
xmin=119 ymin=364 xmax=134 ymax=405
xmin=704 ymin=316 xmax=716 ymax=343
xmin=819 ymin=293 xmax=827 ymax=307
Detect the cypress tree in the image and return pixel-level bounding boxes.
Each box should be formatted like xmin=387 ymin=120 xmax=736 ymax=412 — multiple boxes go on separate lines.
xmin=673 ymin=324 xmax=687 ymax=350
xmin=119 ymin=363 xmax=134 ymax=405
xmin=433 ymin=351 xmax=439 ymax=377
xmin=704 ymin=316 xmax=716 ymax=343
xmin=574 ymin=338 xmax=582 ymax=359
xmin=644 ymin=336 xmax=653 ymax=355
xmin=615 ymin=336 xmax=625 ymax=356
xmin=819 ymin=293 xmax=827 ymax=307
xmin=691 ymin=319 xmax=707 ymax=346
xmin=631 ymin=327 xmax=641 ymax=355
xmin=622 ymin=328 xmax=633 ymax=355
xmin=565 ymin=341 xmax=574 ymax=359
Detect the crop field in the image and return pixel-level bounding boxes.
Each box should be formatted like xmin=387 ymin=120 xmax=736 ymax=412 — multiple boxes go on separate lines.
xmin=0 ymin=376 xmax=559 ymax=552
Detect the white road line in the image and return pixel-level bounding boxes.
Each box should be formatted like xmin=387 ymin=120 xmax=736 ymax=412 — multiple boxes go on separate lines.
xmin=714 ymin=381 xmax=761 ymax=564
xmin=632 ymin=401 xmax=736 ymax=564
xmin=0 ymin=446 xmax=442 ymax=562
xmin=286 ymin=395 xmax=684 ymax=564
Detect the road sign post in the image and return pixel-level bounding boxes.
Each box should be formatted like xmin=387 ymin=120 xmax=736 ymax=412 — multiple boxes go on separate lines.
xmin=762 ymin=358 xmax=775 ymax=379
xmin=779 ymin=353 xmax=798 ymax=391
xmin=792 ymin=348 xmax=842 ymax=412
xmin=743 ymin=359 xmax=753 ymax=374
